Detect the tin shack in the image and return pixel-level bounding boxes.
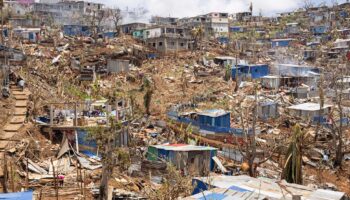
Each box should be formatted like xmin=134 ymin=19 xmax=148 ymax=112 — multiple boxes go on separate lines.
xmin=147 ymin=144 xmax=217 ymax=176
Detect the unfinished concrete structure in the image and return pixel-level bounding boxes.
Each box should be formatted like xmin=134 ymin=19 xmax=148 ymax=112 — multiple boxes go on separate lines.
xmin=178 ymin=12 xmax=229 ymax=38
xmin=33 ymin=0 xmax=104 ymax=26
xmin=136 ymin=25 xmax=193 ymax=53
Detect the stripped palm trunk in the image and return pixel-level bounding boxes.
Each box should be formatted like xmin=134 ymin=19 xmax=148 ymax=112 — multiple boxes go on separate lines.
xmin=282 ymin=124 xmax=303 ymax=184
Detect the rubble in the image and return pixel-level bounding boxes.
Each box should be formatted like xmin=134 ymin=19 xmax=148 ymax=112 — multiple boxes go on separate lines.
xmin=0 ymin=0 xmax=349 ymax=199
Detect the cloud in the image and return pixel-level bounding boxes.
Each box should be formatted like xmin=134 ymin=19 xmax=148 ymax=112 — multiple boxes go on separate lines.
xmin=90 ymin=0 xmax=334 ymax=23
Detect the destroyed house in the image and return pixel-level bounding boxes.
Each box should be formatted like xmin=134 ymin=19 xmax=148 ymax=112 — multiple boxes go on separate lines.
xmin=63 ymin=25 xmax=99 ymax=36
xmin=271 ymin=38 xmax=294 ymax=47
xmin=107 ymin=59 xmax=130 ymax=74
xmin=191 ymin=175 xmax=345 ymax=200
xmin=0 ymin=45 xmax=26 ymax=62
xmin=231 ymin=64 xmax=269 ymax=80
xmin=147 ymin=144 xmax=217 ymax=176
xmin=213 ymin=56 xmax=236 ymax=67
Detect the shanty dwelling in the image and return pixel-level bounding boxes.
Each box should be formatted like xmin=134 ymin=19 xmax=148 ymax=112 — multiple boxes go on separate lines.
xmin=311 ymin=25 xmax=328 ymax=35
xmin=231 ymin=64 xmax=269 ymax=81
xmin=189 ymin=175 xmax=345 ymax=200
xmin=333 ymin=39 xmax=350 ymax=53
xmin=13 ymin=28 xmax=41 ymax=43
xmin=288 ymin=103 xmax=332 ymax=120
xmin=290 ymin=85 xmax=310 ymax=99
xmin=107 ymin=59 xmax=130 ymax=74
xmin=276 ymin=64 xmax=320 ymax=87
xmin=271 ymin=38 xmax=294 ymax=48
xmin=258 ymin=101 xmax=279 ymax=120
xmin=147 ymin=144 xmax=217 ymax=176
xmin=197 ymin=109 xmax=231 ymax=133
xmin=229 ymin=26 xmax=245 ymax=33
xmin=337 ymin=28 xmax=350 ymax=39
xmin=260 ymin=75 xmax=280 ymax=90
xmin=285 ymin=22 xmax=300 ymax=35
xmin=213 ymin=56 xmax=237 ymax=67
xmin=303 ymin=49 xmax=317 ymax=61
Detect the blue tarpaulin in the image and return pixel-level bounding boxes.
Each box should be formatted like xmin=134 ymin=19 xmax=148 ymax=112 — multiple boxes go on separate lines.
xmin=0 ymin=190 xmax=33 ymax=200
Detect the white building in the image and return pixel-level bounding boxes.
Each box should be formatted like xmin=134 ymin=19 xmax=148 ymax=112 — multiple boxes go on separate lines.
xmin=178 ymin=12 xmax=229 ymax=38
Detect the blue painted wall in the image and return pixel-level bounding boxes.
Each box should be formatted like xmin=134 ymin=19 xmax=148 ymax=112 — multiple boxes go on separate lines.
xmin=271 ymin=40 xmax=291 ymax=47
xmin=229 ymin=26 xmax=243 ymax=32
xmin=232 ymin=64 xmax=269 ymax=80
xmin=198 ymin=113 xmax=230 ymax=128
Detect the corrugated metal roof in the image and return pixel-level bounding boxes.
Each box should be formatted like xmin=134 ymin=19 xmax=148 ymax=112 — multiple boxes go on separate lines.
xmin=192 ymin=175 xmax=345 ymax=200
xmin=151 ymin=144 xmax=217 ymax=151
xmin=308 ymin=189 xmax=345 ymax=200
xmin=197 ymin=109 xmax=229 ymax=118
xmin=183 ymin=188 xmax=267 ymax=200
xmin=288 ymin=103 xmax=333 ymax=111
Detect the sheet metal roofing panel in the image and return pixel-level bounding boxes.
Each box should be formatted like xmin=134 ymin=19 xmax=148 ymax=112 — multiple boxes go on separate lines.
xmin=308 ymin=189 xmax=345 ymax=200
xmin=183 ymin=188 xmax=267 ymax=200
xmin=193 ymin=176 xmax=344 ymax=200
xmin=0 ymin=190 xmax=33 ymax=200
xmin=197 ymin=109 xmax=229 ymax=117
xmin=288 ymin=103 xmax=333 ymax=111
xmin=152 ymin=144 xmax=217 ymax=152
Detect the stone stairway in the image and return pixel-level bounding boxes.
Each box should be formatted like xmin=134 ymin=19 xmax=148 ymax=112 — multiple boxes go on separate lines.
xmin=0 ymin=85 xmax=30 ymax=151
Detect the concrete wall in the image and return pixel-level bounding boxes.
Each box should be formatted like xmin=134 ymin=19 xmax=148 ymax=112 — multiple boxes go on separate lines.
xmin=146 ymin=37 xmax=191 ymax=53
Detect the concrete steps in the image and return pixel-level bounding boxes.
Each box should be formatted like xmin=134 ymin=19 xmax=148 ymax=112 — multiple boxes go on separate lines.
xmin=0 ymin=84 xmax=30 ymax=151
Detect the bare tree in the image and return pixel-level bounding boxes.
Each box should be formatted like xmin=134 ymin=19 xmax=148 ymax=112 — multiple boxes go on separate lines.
xmin=331 ymin=0 xmax=339 ymax=7
xmin=330 ymin=65 xmax=346 ymax=167
xmin=302 ymin=0 xmax=314 ymax=10
xmin=237 ymin=83 xmax=279 ymax=177
xmin=86 ymin=118 xmax=123 ymax=199
xmin=111 ymin=8 xmax=122 ymax=31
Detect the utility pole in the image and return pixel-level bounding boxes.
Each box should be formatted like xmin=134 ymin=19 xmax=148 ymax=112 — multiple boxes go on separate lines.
xmin=0 ymin=0 xmax=4 ymax=44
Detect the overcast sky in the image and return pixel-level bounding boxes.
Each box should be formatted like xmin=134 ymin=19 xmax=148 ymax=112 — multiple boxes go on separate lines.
xmin=92 ymin=0 xmax=343 ymax=22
